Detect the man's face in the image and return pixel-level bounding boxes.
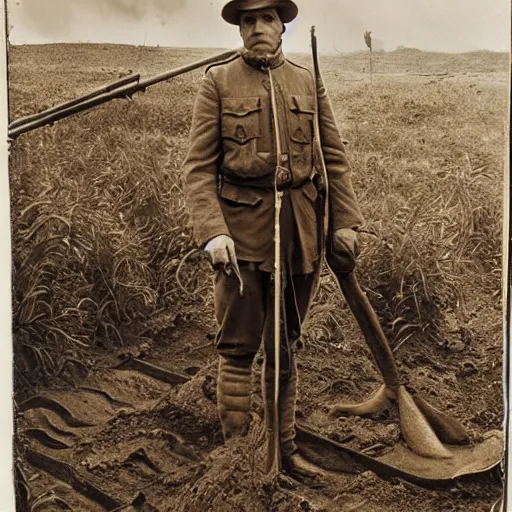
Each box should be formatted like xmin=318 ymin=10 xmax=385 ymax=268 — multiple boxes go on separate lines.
xmin=239 ymin=8 xmax=283 ymax=54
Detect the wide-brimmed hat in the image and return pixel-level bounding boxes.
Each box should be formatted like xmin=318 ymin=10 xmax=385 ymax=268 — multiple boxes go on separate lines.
xmin=221 ymin=0 xmax=298 ymax=26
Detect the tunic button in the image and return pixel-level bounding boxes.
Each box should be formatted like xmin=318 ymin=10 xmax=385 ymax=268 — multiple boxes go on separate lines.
xmin=276 ymin=167 xmax=292 ymax=190
xmin=235 ymin=125 xmax=247 ymax=141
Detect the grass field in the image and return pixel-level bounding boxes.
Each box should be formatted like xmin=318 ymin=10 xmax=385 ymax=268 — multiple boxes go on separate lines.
xmin=8 ymin=44 xmax=509 ymax=511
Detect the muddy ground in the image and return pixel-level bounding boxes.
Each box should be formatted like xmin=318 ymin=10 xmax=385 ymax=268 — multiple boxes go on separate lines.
xmin=15 ymin=294 xmax=504 ymax=511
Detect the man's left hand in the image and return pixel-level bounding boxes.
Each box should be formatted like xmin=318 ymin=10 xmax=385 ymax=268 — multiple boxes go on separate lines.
xmin=333 ymin=228 xmax=359 ymax=258
xmin=330 ymin=228 xmax=359 ymax=273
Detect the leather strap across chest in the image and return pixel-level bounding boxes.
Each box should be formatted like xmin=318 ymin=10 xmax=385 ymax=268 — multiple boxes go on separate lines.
xmin=267 ymin=67 xmax=293 ymax=190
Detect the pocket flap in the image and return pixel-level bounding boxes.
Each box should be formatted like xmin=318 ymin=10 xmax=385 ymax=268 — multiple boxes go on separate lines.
xmin=222 ymin=97 xmax=261 ymax=117
xmin=290 ymin=95 xmax=315 ymax=114
xmin=219 ymin=182 xmax=263 ymax=206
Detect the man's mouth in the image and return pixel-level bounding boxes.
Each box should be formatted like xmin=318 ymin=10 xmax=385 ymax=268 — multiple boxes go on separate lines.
xmin=252 ymin=41 xmax=271 ymax=49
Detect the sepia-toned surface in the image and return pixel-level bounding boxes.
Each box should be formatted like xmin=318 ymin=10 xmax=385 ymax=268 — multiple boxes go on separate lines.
xmin=9 ymin=44 xmax=507 ymax=511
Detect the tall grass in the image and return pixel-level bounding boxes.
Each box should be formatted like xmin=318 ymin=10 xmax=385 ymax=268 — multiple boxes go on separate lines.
xmin=305 ymin=78 xmax=504 ymax=352
xmin=10 ymin=90 xmax=212 ymax=389
xmin=8 ymin=46 xmax=507 ymax=391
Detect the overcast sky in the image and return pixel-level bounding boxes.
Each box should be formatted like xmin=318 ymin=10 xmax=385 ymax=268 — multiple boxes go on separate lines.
xmin=6 ymin=0 xmax=510 ymax=53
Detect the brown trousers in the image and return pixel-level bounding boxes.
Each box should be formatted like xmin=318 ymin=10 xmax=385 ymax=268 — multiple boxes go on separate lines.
xmin=214 ymin=264 xmax=316 ymax=368
xmin=213 ymin=189 xmax=319 ymax=455
xmin=214 ymin=264 xmax=316 ymax=455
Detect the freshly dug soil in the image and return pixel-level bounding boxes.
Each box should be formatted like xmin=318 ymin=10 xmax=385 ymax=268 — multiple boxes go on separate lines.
xmin=15 ymin=306 xmax=504 ymax=511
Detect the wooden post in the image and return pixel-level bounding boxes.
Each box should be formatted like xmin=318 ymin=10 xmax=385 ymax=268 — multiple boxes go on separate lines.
xmin=364 ymin=31 xmax=373 ymax=86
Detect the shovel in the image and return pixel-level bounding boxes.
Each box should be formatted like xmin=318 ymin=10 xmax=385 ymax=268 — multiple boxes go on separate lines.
xmin=327 ymin=267 xmax=470 ymax=459
xmin=310 ymin=25 xmax=470 ymax=460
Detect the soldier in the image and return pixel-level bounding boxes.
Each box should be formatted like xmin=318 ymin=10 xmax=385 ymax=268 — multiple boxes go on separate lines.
xmin=183 ymin=0 xmax=364 ymax=483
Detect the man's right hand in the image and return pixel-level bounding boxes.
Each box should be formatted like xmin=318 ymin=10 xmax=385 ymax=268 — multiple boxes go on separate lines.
xmin=205 ymin=235 xmax=244 ymax=295
xmin=204 ymin=235 xmax=237 ymax=271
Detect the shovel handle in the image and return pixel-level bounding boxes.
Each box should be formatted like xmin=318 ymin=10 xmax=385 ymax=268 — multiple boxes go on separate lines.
xmin=334 ymin=271 xmax=400 ymax=390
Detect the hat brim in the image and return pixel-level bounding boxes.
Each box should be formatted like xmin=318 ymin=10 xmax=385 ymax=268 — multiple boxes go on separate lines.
xmin=222 ymin=0 xmax=298 ymax=25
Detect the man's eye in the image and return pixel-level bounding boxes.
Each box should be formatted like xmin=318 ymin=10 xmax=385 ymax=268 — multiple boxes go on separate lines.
xmin=244 ymin=17 xmax=255 ymax=24
xmin=263 ymin=15 xmax=274 ymax=22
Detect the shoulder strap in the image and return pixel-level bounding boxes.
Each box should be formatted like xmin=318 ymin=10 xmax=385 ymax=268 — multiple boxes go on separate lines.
xmin=205 ymin=53 xmax=241 ymax=74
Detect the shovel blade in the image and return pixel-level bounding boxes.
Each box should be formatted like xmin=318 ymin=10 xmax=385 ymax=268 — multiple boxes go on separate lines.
xmin=397 ymin=386 xmax=452 ymax=459
xmin=413 ymin=395 xmax=470 ymax=445
xmin=330 ymin=383 xmax=394 ymax=417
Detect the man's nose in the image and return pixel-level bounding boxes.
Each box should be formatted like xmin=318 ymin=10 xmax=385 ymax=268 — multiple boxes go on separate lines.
xmin=253 ymin=18 xmax=264 ymax=34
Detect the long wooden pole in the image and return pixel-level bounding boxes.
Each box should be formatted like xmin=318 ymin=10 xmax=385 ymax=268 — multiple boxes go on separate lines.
xmin=9 ymin=48 xmax=240 ymax=139
xmin=268 ymin=67 xmax=283 ymax=476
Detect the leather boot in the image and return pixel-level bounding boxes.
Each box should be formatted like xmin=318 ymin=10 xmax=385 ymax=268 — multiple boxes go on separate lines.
xmin=217 ymin=356 xmax=253 ymax=441
xmin=263 ymin=355 xmax=325 ymax=484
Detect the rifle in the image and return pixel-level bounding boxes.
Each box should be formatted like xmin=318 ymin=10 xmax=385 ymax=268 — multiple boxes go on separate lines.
xmin=310 ymin=26 xmax=329 ymax=256
xmin=9 ymin=48 xmax=240 ymax=140
xmin=311 ymin=25 xmax=400 ymax=391
xmin=9 ymin=73 xmax=141 ymax=131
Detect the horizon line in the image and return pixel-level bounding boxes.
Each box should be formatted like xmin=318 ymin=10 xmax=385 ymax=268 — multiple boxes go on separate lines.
xmin=7 ymin=41 xmax=510 ymax=56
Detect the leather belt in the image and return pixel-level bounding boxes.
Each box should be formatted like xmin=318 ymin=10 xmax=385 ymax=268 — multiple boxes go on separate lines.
xmin=222 ymin=172 xmax=311 ymax=191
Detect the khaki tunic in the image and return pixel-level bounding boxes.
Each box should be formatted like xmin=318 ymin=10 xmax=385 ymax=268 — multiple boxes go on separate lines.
xmin=183 ymin=53 xmax=364 ymax=274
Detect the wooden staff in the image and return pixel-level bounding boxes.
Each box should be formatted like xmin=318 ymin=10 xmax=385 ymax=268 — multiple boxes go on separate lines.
xmin=267 ymin=67 xmax=284 ymax=476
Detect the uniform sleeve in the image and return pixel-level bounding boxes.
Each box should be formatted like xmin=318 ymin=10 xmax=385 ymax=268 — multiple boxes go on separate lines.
xmin=183 ymin=72 xmax=230 ymax=247
xmin=317 ymin=78 xmax=365 ymax=232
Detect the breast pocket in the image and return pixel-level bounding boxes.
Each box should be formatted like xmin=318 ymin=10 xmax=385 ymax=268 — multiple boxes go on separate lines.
xmin=221 ymin=97 xmax=270 ymax=178
xmin=289 ymin=94 xmax=315 ymax=183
